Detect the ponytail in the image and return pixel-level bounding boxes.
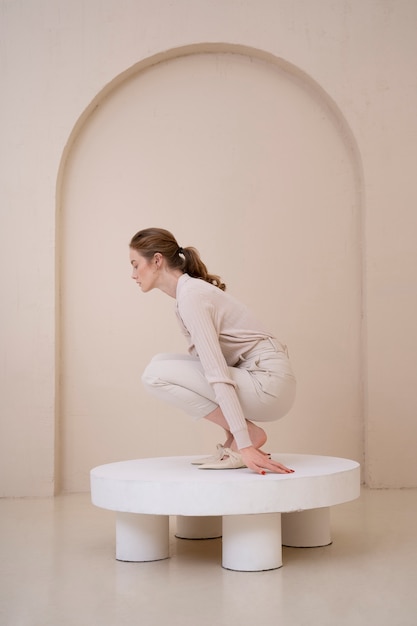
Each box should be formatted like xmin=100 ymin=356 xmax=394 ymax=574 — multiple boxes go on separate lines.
xmin=130 ymin=228 xmax=226 ymax=290
xmin=181 ymin=246 xmax=226 ymax=291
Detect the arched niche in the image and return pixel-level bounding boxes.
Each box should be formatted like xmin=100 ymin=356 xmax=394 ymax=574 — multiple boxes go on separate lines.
xmin=57 ymin=44 xmax=363 ymax=492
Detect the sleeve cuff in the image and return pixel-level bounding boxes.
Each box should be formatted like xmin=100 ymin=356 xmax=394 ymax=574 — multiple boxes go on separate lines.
xmin=233 ymin=428 xmax=252 ymax=450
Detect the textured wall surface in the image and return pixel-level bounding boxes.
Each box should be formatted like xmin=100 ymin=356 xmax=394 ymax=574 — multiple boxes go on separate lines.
xmin=1 ymin=0 xmax=416 ymax=495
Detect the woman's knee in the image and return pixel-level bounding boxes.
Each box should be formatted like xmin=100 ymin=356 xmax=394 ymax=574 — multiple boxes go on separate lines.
xmin=141 ymin=361 xmax=161 ymax=389
xmin=141 ymin=356 xmax=178 ymax=389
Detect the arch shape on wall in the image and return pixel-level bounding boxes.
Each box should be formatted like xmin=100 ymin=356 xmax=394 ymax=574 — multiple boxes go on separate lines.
xmin=57 ymin=43 xmax=364 ymax=192
xmin=56 ymin=43 xmax=365 ymax=492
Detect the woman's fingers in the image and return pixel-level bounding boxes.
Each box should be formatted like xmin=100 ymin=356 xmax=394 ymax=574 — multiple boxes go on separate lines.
xmin=262 ymin=459 xmax=294 ymax=474
xmin=240 ymin=447 xmax=295 ymax=475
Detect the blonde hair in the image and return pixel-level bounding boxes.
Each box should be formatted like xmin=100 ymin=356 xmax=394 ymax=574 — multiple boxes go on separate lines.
xmin=129 ymin=228 xmax=226 ymax=290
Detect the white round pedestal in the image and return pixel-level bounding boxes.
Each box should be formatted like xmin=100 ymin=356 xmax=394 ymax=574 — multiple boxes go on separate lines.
xmin=91 ymin=453 xmax=360 ymax=571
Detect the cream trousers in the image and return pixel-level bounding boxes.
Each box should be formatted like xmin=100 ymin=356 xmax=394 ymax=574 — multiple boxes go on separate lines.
xmin=141 ymin=339 xmax=296 ymax=425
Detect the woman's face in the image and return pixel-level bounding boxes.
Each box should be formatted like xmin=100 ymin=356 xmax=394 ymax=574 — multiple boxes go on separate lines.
xmin=130 ymin=249 xmax=158 ymax=292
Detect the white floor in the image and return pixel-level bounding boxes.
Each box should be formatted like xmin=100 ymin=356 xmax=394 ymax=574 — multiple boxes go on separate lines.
xmin=1 ymin=488 xmax=416 ymax=626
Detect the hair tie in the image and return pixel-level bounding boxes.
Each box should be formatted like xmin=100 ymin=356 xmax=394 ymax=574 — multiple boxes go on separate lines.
xmin=178 ymin=246 xmax=184 ymax=255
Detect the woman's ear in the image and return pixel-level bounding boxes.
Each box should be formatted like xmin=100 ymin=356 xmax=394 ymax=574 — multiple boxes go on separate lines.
xmin=154 ymin=252 xmax=163 ymax=268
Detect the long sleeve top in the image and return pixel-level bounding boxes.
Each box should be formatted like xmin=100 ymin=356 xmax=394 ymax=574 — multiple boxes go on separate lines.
xmin=175 ymin=273 xmax=275 ymax=449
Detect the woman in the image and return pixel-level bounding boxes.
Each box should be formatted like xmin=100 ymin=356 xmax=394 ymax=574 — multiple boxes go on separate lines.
xmin=130 ymin=227 xmax=296 ymax=475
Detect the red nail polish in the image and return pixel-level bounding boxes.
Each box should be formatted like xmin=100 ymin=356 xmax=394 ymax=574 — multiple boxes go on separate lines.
xmin=261 ymin=471 xmax=266 ymax=475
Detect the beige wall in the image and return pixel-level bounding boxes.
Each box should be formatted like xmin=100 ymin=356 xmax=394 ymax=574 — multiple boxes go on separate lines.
xmin=1 ymin=0 xmax=416 ymax=496
xmin=60 ymin=50 xmax=362 ymax=492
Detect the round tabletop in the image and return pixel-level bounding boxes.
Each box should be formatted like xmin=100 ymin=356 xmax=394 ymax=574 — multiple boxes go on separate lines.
xmin=90 ymin=453 xmax=360 ymax=516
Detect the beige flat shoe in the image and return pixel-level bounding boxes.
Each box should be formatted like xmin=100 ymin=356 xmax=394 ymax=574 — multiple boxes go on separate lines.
xmin=191 ymin=444 xmax=225 ymax=465
xmin=198 ymin=448 xmax=246 ymax=470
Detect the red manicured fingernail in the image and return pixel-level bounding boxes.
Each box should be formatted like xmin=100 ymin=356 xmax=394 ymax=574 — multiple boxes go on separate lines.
xmin=261 ymin=471 xmax=266 ymax=475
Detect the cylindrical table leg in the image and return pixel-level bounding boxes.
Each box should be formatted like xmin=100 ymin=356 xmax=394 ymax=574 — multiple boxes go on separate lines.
xmin=282 ymin=507 xmax=331 ymax=547
xmin=116 ymin=512 xmax=169 ymax=561
xmin=175 ymin=516 xmax=222 ymax=539
xmin=222 ymin=513 xmax=282 ymax=571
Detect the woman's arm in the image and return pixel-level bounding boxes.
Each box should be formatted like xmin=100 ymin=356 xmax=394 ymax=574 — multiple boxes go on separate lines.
xmin=177 ymin=293 xmax=252 ymax=449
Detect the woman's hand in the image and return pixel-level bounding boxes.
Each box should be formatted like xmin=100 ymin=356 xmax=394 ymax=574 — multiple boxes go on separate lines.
xmin=239 ymin=446 xmax=294 ymax=475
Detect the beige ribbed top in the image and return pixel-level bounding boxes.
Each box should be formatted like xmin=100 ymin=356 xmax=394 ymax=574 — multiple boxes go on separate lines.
xmin=175 ymin=274 xmax=274 ymax=449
